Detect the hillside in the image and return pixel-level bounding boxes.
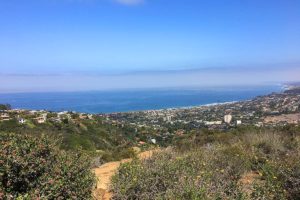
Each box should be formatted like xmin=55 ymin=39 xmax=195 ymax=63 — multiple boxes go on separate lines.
xmin=0 ymin=111 xmax=158 ymax=163
xmin=110 ymin=127 xmax=300 ymax=199
xmin=1 ymin=88 xmax=300 ymax=199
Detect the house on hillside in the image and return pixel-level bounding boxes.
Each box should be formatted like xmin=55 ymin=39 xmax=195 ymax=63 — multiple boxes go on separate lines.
xmin=34 ymin=113 xmax=47 ymax=124
xmin=0 ymin=113 xmax=12 ymax=121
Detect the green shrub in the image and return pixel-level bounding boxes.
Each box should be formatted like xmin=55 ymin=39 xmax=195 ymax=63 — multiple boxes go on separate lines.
xmin=111 ymin=130 xmax=300 ymax=200
xmin=111 ymin=147 xmax=247 ymax=200
xmin=0 ymin=132 xmax=96 ymax=199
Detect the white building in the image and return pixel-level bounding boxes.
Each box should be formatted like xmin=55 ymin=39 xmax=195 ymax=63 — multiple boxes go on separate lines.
xmin=236 ymin=120 xmax=242 ymax=125
xmin=205 ymin=121 xmax=222 ymax=125
xmin=0 ymin=113 xmax=11 ymax=121
xmin=0 ymin=113 xmax=10 ymax=118
xmin=224 ymin=114 xmax=233 ymax=124
xmin=35 ymin=113 xmax=47 ymax=124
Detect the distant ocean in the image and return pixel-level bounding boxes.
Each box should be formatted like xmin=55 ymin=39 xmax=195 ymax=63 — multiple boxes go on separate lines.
xmin=0 ymin=86 xmax=282 ymax=114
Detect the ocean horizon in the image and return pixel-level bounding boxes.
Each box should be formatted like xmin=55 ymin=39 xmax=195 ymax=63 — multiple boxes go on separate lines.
xmin=0 ymin=85 xmax=282 ymax=114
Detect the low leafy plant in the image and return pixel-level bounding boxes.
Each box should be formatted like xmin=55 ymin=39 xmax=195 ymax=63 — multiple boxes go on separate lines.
xmin=0 ymin=132 xmax=96 ymax=199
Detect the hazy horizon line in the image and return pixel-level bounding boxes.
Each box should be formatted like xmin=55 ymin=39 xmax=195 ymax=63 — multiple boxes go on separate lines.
xmin=1 ymin=62 xmax=299 ymax=77
xmin=0 ymin=82 xmax=286 ymax=94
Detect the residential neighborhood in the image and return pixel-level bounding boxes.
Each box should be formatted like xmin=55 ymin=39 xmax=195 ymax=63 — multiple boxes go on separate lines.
xmin=105 ymin=87 xmax=300 ymax=131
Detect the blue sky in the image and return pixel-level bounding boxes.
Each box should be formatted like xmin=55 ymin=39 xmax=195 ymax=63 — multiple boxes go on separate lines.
xmin=0 ymin=0 xmax=300 ymax=92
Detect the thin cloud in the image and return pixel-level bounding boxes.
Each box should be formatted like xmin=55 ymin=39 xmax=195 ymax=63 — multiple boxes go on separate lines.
xmin=114 ymin=0 xmax=145 ymax=6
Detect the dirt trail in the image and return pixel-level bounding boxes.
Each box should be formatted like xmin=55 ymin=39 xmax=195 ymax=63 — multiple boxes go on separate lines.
xmin=93 ymin=150 xmax=157 ymax=200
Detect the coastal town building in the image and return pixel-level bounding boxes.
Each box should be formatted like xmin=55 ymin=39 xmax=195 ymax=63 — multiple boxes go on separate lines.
xmin=224 ymin=114 xmax=232 ymax=124
xmin=236 ymin=120 xmax=242 ymax=125
xmin=205 ymin=121 xmax=222 ymax=125
xmin=0 ymin=113 xmax=11 ymax=121
xmin=35 ymin=113 xmax=47 ymax=124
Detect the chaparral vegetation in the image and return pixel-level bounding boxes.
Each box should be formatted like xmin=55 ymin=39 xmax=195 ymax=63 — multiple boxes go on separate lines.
xmin=111 ymin=126 xmax=300 ymax=200
xmin=0 ymin=132 xmax=96 ymax=200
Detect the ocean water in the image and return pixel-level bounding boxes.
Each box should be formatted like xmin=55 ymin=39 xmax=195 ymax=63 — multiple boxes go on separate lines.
xmin=0 ymin=86 xmax=282 ymax=114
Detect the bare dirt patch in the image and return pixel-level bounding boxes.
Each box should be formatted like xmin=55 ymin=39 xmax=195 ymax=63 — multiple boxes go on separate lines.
xmin=93 ymin=149 xmax=158 ymax=200
xmin=264 ymin=113 xmax=300 ymax=124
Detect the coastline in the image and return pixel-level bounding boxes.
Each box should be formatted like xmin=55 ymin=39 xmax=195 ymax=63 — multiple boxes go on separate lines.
xmin=123 ymin=101 xmax=239 ymax=114
xmin=0 ymin=85 xmax=284 ymax=114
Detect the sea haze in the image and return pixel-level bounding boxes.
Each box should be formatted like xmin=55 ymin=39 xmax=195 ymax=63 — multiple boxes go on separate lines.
xmin=0 ymin=86 xmax=282 ymax=114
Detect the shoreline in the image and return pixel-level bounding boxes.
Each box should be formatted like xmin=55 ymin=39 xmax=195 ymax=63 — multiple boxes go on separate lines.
xmin=118 ymin=101 xmax=239 ymax=114
xmin=1 ymin=85 xmax=286 ymax=115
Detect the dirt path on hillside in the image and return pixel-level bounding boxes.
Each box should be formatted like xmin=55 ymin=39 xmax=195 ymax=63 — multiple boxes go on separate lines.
xmin=93 ymin=150 xmax=157 ymax=200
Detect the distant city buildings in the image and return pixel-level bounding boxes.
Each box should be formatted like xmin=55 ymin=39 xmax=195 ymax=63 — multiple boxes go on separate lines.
xmin=106 ymin=87 xmax=300 ymax=131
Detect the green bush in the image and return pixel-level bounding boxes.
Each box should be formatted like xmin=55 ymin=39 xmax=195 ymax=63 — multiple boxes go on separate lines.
xmin=0 ymin=132 xmax=96 ymax=199
xmin=111 ymin=147 xmax=248 ymax=200
xmin=0 ymin=116 xmax=141 ymax=162
xmin=111 ymin=130 xmax=300 ymax=200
